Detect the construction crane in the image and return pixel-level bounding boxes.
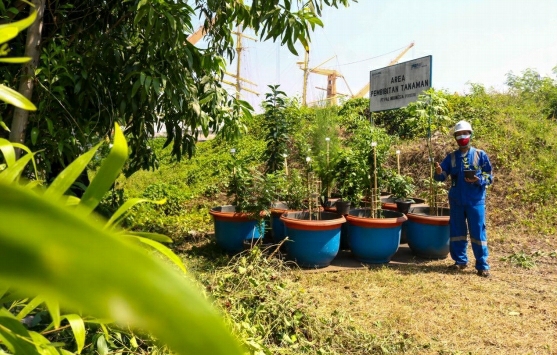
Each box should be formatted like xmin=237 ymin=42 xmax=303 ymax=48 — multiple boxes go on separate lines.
xmin=187 ymin=22 xmax=210 ymax=45
xmin=298 ymin=52 xmax=351 ymax=106
xmin=353 ymin=42 xmax=415 ymax=98
xmin=187 ymin=22 xmax=258 ymax=98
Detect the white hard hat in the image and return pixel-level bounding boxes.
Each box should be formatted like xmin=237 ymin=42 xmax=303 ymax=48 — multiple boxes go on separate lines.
xmin=453 ymin=120 xmax=472 ymax=133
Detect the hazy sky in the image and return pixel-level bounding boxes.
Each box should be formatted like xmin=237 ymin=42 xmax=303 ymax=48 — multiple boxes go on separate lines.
xmin=217 ymin=0 xmax=557 ymax=111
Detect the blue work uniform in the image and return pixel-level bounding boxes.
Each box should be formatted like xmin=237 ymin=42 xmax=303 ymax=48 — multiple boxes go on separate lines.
xmin=434 ymin=147 xmax=493 ymax=271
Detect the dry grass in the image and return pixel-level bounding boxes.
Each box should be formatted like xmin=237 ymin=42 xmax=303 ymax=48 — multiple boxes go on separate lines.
xmin=297 ymin=250 xmax=557 ymax=354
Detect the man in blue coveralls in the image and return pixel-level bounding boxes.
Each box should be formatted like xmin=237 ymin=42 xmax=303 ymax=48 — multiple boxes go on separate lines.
xmin=434 ymin=121 xmax=493 ymax=277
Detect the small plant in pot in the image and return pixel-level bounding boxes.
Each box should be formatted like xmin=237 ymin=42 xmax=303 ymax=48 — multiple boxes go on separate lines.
xmin=209 ymin=160 xmax=273 ymax=254
xmin=268 ymin=169 xmax=308 ymax=243
xmin=389 ymin=173 xmax=416 ymax=214
xmin=333 ymin=149 xmax=367 ymax=215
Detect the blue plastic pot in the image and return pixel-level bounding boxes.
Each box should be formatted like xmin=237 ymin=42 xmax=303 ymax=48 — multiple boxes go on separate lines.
xmin=345 ymin=209 xmax=407 ymax=264
xmin=270 ymin=202 xmax=289 ymax=243
xmin=406 ymin=206 xmax=450 ymax=259
xmin=323 ymin=203 xmax=350 ymax=251
xmin=209 ymin=205 xmax=265 ymax=254
xmin=280 ymin=211 xmax=345 ymax=268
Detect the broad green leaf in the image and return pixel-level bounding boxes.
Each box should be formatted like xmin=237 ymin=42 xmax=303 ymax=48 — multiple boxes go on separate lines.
xmin=0 ymin=285 xmax=8 ymax=299
xmin=286 ymin=39 xmax=298 ymax=56
xmin=25 ymin=180 xmax=42 ymax=190
xmin=129 ymin=335 xmax=139 ymax=348
xmin=15 ymin=295 xmax=43 ymax=320
xmin=0 ymin=183 xmax=244 ymax=355
xmin=64 ymin=314 xmax=85 ymax=354
xmin=128 ymin=236 xmax=186 ymax=273
xmin=31 ymin=127 xmax=39 ymax=145
xmin=131 ymin=80 xmax=141 ymax=98
xmin=105 ymin=198 xmax=166 ymax=228
xmin=124 ymin=231 xmax=173 ymax=243
xmin=191 ymin=100 xmax=201 ymax=116
xmin=45 ymin=142 xmax=103 ymax=199
xmin=0 ymin=10 xmax=37 ymax=33
xmin=152 ymin=78 xmax=161 ymax=95
xmin=0 ymin=84 xmax=37 ymax=110
xmin=45 ymin=299 xmax=61 ymax=329
xmin=0 ymin=119 xmax=10 ymax=132
xmin=0 ymin=26 xmax=18 ymax=44
xmin=29 ymin=331 xmax=61 ymax=355
xmin=0 ymin=138 xmax=16 ymax=167
xmin=145 ymin=76 xmax=152 ymax=90
xmin=46 ymin=118 xmax=53 ymax=135
xmin=10 ymin=142 xmax=39 ymax=178
xmin=164 ymin=11 xmax=176 ymax=31
xmin=64 ymin=195 xmax=81 ymax=206
xmin=0 ymin=57 xmax=31 ymax=63
xmin=0 ymin=308 xmax=41 ymax=355
xmin=0 ymin=151 xmax=35 ymax=183
xmin=97 ymin=334 xmax=109 ymax=355
xmin=80 ymin=124 xmax=127 ymax=214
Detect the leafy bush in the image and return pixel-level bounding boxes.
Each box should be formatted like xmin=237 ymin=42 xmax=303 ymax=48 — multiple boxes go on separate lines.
xmin=142 ymin=182 xmax=189 ymax=216
xmin=386 ymin=172 xmax=415 ymax=200
xmin=261 ymin=85 xmax=292 ymax=173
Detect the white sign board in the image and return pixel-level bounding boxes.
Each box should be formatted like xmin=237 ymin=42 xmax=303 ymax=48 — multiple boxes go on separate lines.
xmin=369 ymin=55 xmax=432 ymax=112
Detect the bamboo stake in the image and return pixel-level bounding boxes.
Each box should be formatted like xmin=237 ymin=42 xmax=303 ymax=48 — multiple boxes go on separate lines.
xmin=371 ymin=141 xmax=377 ymax=219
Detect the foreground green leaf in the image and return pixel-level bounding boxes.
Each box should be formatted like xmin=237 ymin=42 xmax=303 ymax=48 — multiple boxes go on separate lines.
xmin=0 ymin=308 xmax=40 ymax=355
xmin=80 ymin=124 xmax=127 ymax=214
xmin=0 ymin=183 xmax=243 ymax=355
xmin=0 ymin=84 xmax=37 ymax=110
xmin=45 ymin=142 xmax=103 ymax=199
xmin=63 ymin=314 xmax=86 ymax=354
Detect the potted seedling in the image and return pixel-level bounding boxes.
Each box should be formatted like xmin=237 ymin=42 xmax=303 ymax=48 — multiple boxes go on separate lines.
xmin=279 ymin=157 xmax=346 ymax=268
xmin=344 ymin=140 xmax=408 ymax=264
xmin=209 ymin=152 xmax=273 ymax=254
xmin=332 ymin=149 xmax=367 ymax=215
xmin=403 ymin=89 xmax=451 ymax=259
xmin=390 ymin=173 xmax=416 ymax=214
xmin=268 ymin=169 xmax=308 ymax=243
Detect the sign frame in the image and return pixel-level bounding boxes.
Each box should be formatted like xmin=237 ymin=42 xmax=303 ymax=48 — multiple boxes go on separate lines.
xmin=368 ymin=55 xmax=432 ymax=112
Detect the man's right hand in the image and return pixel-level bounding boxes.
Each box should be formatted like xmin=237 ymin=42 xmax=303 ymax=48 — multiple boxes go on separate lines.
xmin=435 ymin=162 xmax=442 ymax=175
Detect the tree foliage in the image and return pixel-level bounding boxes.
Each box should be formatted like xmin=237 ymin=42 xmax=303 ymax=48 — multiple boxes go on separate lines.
xmin=0 ymin=0 xmax=353 ymax=182
xmin=506 ymin=67 xmax=557 ymax=120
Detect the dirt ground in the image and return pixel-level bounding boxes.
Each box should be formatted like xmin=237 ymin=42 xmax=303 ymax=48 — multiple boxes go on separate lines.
xmin=297 ymin=244 xmax=557 ymax=354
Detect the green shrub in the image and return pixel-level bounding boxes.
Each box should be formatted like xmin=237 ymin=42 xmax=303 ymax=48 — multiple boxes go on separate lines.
xmin=143 ymin=182 xmax=189 ymax=216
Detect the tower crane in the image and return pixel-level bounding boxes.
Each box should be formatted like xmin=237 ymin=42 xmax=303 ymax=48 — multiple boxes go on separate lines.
xmin=187 ymin=21 xmax=258 ymax=98
xmin=353 ymin=42 xmax=415 ymax=98
xmin=298 ymin=52 xmax=351 ymax=106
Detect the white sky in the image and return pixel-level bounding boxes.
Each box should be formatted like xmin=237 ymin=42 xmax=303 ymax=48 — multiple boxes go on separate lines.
xmin=215 ymin=0 xmax=557 ymax=111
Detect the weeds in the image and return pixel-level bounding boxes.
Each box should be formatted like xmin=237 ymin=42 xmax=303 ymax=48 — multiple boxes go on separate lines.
xmin=500 ymin=251 xmax=537 ymax=269
xmin=192 ymin=246 xmax=424 ymax=355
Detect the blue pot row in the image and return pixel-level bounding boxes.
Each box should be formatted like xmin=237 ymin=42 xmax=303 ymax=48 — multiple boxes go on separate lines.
xmin=210 ymin=205 xmax=451 ymax=267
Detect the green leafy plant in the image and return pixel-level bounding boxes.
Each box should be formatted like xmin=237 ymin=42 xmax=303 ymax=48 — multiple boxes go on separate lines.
xmin=407 ymin=88 xmax=451 ymax=212
xmin=285 ymin=169 xmax=309 ymax=210
xmin=333 ymin=149 xmax=367 ymax=206
xmin=262 ymin=85 xmax=291 ymax=174
xmin=500 ymin=251 xmax=537 ymax=269
xmin=387 ymin=172 xmax=415 ymax=201
xmin=227 ymin=159 xmax=273 ymax=217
